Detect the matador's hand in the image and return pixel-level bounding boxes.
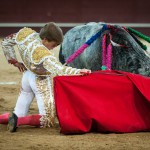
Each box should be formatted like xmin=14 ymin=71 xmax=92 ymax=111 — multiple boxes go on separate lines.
xmin=13 ymin=62 xmax=27 ymax=72
xmin=80 ymin=69 xmax=91 ymax=75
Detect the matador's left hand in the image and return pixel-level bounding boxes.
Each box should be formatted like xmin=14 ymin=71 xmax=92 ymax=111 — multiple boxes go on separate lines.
xmin=13 ymin=62 xmax=27 ymax=72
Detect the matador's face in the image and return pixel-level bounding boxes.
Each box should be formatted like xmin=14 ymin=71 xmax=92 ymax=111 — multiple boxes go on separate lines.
xmin=42 ymin=38 xmax=58 ymax=50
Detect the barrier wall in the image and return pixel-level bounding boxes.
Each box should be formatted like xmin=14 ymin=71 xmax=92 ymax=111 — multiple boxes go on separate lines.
xmin=0 ymin=0 xmax=150 ymax=36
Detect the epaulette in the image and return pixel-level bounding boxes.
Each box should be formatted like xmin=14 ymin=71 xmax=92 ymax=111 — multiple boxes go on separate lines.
xmin=16 ymin=27 xmax=35 ymax=43
xmin=32 ymin=46 xmax=51 ymax=64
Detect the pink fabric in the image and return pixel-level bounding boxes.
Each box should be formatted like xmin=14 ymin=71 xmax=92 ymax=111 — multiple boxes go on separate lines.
xmin=0 ymin=112 xmax=41 ymax=127
xmin=17 ymin=114 xmax=41 ymax=127
xmin=0 ymin=113 xmax=9 ymax=124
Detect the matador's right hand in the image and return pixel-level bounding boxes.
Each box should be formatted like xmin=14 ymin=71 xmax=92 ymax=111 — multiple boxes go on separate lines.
xmin=80 ymin=69 xmax=91 ymax=76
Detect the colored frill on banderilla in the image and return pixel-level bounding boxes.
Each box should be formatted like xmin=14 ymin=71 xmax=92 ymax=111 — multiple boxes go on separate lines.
xmin=127 ymin=27 xmax=150 ymax=51
xmin=101 ymin=33 xmax=113 ymax=71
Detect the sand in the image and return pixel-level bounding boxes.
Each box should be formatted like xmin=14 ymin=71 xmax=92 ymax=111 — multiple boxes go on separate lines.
xmin=0 ymin=40 xmax=150 ymax=150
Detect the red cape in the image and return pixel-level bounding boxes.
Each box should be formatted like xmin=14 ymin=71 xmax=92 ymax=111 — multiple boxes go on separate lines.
xmin=54 ymin=71 xmax=150 ymax=134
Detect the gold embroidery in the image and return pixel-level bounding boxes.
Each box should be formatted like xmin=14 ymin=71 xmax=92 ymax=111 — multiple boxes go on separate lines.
xmin=32 ymin=46 xmax=51 ymax=63
xmin=16 ymin=27 xmax=35 ymax=42
xmin=36 ymin=76 xmax=56 ymax=127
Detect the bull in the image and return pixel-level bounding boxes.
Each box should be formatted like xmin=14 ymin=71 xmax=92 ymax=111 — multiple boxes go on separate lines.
xmin=59 ymin=22 xmax=150 ymax=76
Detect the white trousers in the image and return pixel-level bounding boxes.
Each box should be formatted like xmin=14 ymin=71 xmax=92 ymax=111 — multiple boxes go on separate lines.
xmin=14 ymin=70 xmax=46 ymax=117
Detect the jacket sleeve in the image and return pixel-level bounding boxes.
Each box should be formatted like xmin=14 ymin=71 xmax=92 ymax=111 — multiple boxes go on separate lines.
xmin=1 ymin=33 xmax=18 ymax=64
xmin=43 ymin=55 xmax=81 ymax=76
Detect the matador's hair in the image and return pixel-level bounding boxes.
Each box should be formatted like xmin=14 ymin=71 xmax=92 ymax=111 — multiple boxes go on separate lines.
xmin=39 ymin=22 xmax=63 ymax=44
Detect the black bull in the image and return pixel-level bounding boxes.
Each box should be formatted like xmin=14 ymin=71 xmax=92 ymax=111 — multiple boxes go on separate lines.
xmin=59 ymin=22 xmax=150 ymax=76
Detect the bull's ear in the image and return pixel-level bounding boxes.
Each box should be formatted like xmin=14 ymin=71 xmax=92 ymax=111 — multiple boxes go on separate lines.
xmin=59 ymin=44 xmax=66 ymax=65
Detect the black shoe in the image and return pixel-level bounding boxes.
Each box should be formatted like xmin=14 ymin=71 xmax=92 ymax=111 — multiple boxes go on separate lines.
xmin=7 ymin=112 xmax=18 ymax=132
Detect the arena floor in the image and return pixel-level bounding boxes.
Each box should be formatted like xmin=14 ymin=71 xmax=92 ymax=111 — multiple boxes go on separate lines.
xmin=0 ymin=39 xmax=150 ymax=150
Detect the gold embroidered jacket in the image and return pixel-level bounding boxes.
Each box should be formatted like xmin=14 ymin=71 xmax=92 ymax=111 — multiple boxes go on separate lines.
xmin=1 ymin=27 xmax=81 ymax=76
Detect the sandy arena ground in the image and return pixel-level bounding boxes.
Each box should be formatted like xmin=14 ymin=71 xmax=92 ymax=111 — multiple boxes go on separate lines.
xmin=1 ymin=39 xmax=150 ymax=150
